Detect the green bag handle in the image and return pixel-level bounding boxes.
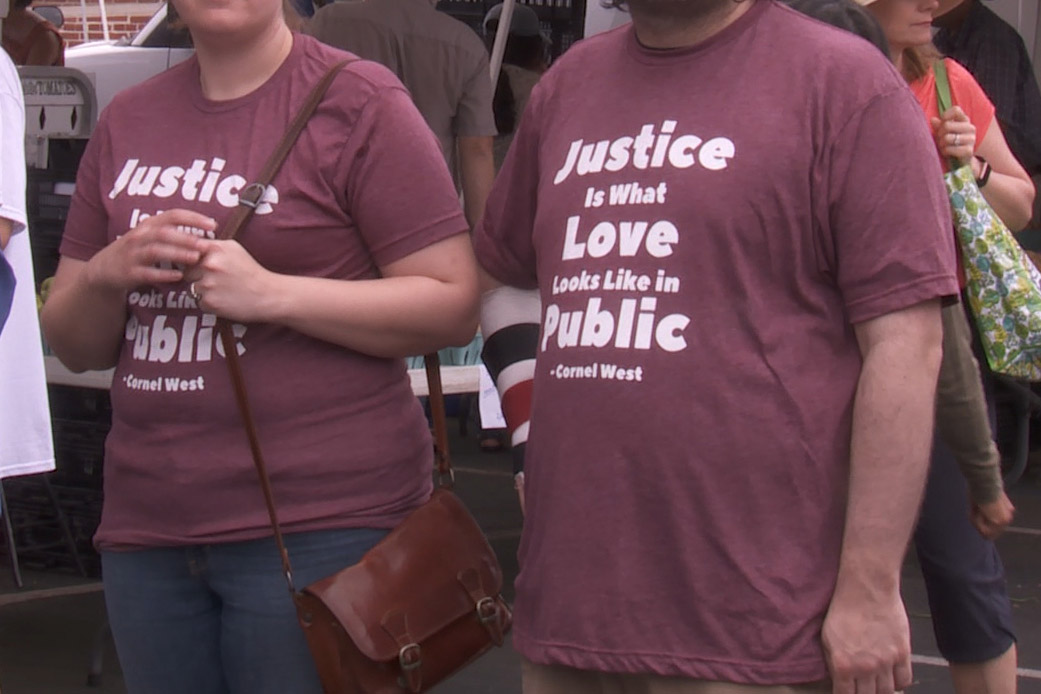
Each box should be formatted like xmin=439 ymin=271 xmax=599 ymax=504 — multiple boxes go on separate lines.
xmin=934 ymin=58 xmax=953 ymax=114
xmin=933 ymin=59 xmax=962 ymax=172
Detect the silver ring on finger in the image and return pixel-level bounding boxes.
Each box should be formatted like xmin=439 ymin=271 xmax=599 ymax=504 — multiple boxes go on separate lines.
xmin=190 ymin=282 xmax=202 ymax=302
xmin=953 ymin=133 xmax=960 ymax=146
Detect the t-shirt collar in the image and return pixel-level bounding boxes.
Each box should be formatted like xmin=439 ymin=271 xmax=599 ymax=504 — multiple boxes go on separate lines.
xmin=625 ymin=0 xmax=767 ymax=64
xmin=188 ymin=32 xmax=304 ymax=113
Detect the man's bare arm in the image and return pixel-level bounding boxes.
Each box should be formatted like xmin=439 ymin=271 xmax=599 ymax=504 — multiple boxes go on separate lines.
xmin=458 ymin=135 xmax=495 ymax=229
xmin=823 ymin=298 xmax=943 ymax=694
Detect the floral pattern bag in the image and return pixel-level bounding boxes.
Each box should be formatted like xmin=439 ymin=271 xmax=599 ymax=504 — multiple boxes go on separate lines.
xmin=935 ymin=60 xmax=1041 ymax=380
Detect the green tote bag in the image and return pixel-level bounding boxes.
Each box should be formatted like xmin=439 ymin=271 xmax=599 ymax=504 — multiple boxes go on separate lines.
xmin=935 ymin=59 xmax=1041 ymax=380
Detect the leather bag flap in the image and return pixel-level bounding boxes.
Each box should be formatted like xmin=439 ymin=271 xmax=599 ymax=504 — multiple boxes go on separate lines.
xmin=302 ymin=489 xmax=504 ymax=662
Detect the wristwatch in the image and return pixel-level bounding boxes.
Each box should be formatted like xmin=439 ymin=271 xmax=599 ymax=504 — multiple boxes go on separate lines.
xmin=975 ymin=156 xmax=992 ymax=188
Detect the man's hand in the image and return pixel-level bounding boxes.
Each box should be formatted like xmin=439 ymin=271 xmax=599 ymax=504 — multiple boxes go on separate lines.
xmin=971 ymin=491 xmax=1015 ymax=539
xmin=822 ymin=587 xmax=912 ymax=694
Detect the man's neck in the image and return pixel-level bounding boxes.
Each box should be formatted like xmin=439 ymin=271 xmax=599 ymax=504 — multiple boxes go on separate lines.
xmin=630 ymin=0 xmax=754 ymax=50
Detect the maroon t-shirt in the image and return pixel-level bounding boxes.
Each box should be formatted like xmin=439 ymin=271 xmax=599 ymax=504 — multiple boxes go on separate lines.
xmin=61 ymin=35 xmax=469 ymax=549
xmin=475 ymin=1 xmax=957 ymax=684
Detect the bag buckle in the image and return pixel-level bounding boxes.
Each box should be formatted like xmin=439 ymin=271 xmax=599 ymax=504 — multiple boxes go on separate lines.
xmin=398 ymin=642 xmax=422 ymax=671
xmin=476 ymin=597 xmax=498 ymax=623
xmin=475 ymin=597 xmax=505 ymax=646
xmin=238 ymin=182 xmax=267 ymax=210
xmin=398 ymin=643 xmax=423 ymax=692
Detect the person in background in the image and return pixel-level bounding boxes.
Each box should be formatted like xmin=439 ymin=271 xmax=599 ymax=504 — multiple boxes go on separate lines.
xmin=477 ymin=0 xmax=959 ymax=692
xmin=39 ymin=0 xmax=479 ymax=689
xmin=0 ymin=47 xmax=55 ymax=489
xmin=860 ymin=0 xmax=1030 ymax=690
xmin=791 ymin=0 xmax=1018 ymax=543
xmin=483 ymin=2 xmax=548 ymax=171
xmin=1 ymin=0 xmax=64 ymax=66
xmin=785 ymin=0 xmax=891 ymax=50
xmin=476 ymin=1 xmax=547 ymax=453
xmin=306 ymin=0 xmax=496 ymax=229
xmin=933 ymin=0 xmax=1041 ymax=177
xmin=306 ymin=0 xmax=498 ymax=436
xmin=288 ymin=0 xmax=316 ymax=19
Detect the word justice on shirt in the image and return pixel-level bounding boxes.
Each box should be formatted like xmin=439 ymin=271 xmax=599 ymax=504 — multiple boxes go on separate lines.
xmin=108 ymin=157 xmax=280 ymax=214
xmin=553 ymin=120 xmax=736 ymax=185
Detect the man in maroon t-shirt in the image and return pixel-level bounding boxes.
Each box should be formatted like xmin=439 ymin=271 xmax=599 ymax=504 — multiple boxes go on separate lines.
xmin=475 ymin=0 xmax=959 ymax=692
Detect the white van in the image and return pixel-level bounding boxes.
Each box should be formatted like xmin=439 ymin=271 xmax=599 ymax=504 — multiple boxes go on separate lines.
xmin=64 ymin=6 xmax=193 ymax=115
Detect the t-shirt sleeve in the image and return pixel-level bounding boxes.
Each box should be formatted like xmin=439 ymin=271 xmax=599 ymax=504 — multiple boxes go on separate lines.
xmin=453 ymin=44 xmax=497 ymax=138
xmin=946 ymin=58 xmax=996 ymax=144
xmin=472 ymin=83 xmax=543 ymax=289
xmin=341 ymin=85 xmax=470 ymax=267
xmin=60 ymin=115 xmax=113 ymax=261
xmin=823 ymin=87 xmax=958 ymax=324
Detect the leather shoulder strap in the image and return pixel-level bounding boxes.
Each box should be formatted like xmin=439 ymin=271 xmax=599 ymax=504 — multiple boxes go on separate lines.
xmin=425 ymin=353 xmax=452 ymax=484
xmin=217 ymin=59 xmax=453 ymax=595
xmin=218 ymin=58 xmax=353 ymax=593
xmin=218 ymin=57 xmax=354 ymax=242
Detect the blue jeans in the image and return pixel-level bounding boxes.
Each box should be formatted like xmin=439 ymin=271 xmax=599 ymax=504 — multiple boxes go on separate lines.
xmin=101 ymin=527 xmax=388 ymax=694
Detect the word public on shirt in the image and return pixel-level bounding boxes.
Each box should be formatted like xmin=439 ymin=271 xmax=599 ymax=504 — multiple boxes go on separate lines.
xmin=124 ymin=293 xmax=247 ymax=366
xmin=543 ymin=296 xmax=689 ymax=353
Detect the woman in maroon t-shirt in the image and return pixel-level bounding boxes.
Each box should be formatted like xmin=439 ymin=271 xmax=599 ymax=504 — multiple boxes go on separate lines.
xmin=39 ymin=0 xmax=480 ymax=690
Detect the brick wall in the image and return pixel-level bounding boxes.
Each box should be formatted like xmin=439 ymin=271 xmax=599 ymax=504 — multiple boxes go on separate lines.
xmin=50 ymin=1 xmax=159 ymax=46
